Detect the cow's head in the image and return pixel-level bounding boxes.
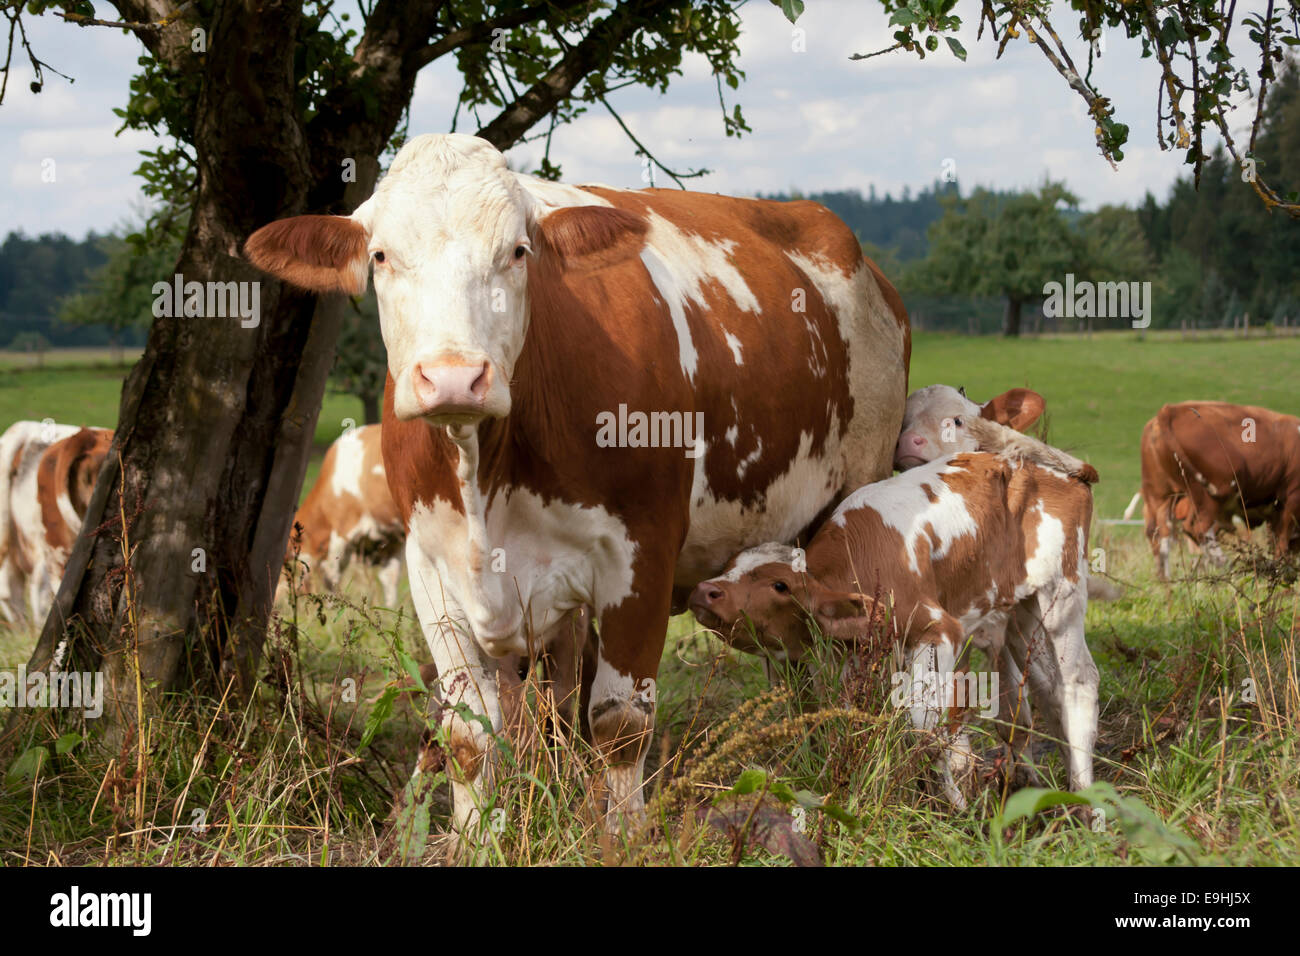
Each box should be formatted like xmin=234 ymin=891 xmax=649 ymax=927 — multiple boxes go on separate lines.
xmin=688 ymin=543 xmax=874 ymax=659
xmin=894 ymin=384 xmax=1045 ymax=470
xmin=245 ymin=133 xmax=647 ymax=426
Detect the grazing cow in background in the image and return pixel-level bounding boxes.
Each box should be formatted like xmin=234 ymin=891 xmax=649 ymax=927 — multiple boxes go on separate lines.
xmin=1137 ymin=401 xmax=1300 ymax=579
xmin=246 ymin=132 xmax=910 ymax=835
xmin=691 ymin=421 xmax=1100 ymax=806
xmin=283 ymin=424 xmax=406 ymax=606
xmin=0 ymin=422 xmax=113 ymax=624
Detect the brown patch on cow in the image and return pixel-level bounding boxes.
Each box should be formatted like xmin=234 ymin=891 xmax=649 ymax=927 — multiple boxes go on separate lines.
xmin=381 ymin=374 xmax=466 ymax=523
xmin=245 ymin=214 xmax=369 ymax=294
xmin=291 ymin=423 xmax=404 ymax=573
xmin=36 ymin=428 xmax=112 ymax=553
xmin=448 ymin=730 xmax=486 ymax=782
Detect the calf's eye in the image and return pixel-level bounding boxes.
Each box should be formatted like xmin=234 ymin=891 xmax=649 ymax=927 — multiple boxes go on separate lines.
xmin=953 ymin=417 xmax=963 ymax=426
xmin=772 ymin=581 xmax=789 ymax=593
xmin=372 ymin=251 xmax=386 ymax=263
xmin=514 ymin=245 xmax=528 ymax=260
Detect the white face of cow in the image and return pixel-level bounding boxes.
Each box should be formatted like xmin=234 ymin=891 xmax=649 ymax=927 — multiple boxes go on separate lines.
xmin=354 ymin=135 xmax=533 ymax=424
xmin=894 ymin=384 xmax=1046 ymax=470
xmin=246 ymin=134 xmax=649 ymax=427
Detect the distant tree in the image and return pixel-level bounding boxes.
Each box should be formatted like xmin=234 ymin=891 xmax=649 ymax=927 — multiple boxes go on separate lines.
xmin=58 ymin=221 xmax=182 ymax=364
xmin=331 ymin=293 xmax=386 ymax=426
xmin=10 ymin=330 xmax=51 ymax=366
xmin=906 ymin=181 xmax=1084 ymax=336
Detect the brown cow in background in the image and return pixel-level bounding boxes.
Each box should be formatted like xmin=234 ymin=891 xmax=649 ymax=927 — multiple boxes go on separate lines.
xmin=1138 ymin=401 xmax=1300 ymax=579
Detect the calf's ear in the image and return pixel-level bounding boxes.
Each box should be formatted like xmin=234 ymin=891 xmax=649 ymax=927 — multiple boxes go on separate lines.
xmin=981 ymin=388 xmax=1045 ymax=431
xmin=245 ymin=214 xmax=370 ymax=295
xmin=534 ymin=205 xmax=648 ymax=273
xmin=811 ymin=592 xmax=877 ymax=641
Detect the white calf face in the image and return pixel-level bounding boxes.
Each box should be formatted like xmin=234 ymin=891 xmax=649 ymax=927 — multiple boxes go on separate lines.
xmin=894 ymin=384 xmax=1046 ymax=471
xmin=354 ymin=134 xmax=534 ymax=425
xmin=894 ymin=385 xmax=984 ymax=469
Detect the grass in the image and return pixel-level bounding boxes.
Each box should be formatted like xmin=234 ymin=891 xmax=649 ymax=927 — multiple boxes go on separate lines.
xmin=0 ymin=333 xmax=1298 ymax=866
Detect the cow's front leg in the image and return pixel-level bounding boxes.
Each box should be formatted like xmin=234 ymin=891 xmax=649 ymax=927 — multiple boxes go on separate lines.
xmin=904 ymin=611 xmax=971 ymax=810
xmin=377 ymin=554 xmax=403 ymax=608
xmin=589 ymin=578 xmax=671 ymax=831
xmin=406 ymin=540 xmax=502 ymax=837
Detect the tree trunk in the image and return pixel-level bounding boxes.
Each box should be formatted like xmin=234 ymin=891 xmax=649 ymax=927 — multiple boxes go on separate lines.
xmin=22 ymin=2 xmax=399 ymax=737
xmin=362 ymin=391 xmax=382 ymax=427
xmin=1003 ymin=296 xmax=1023 ymax=337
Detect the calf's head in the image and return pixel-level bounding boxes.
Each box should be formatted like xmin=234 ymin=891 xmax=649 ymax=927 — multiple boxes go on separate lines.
xmin=688 ymin=544 xmax=873 ymax=659
xmin=894 ymin=384 xmax=1045 ymax=470
xmin=245 ymin=133 xmax=646 ymax=426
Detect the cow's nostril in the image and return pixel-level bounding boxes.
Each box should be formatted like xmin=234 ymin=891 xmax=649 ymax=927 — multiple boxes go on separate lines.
xmin=705 ymin=587 xmax=723 ymax=602
xmin=469 ymin=362 xmax=491 ymax=399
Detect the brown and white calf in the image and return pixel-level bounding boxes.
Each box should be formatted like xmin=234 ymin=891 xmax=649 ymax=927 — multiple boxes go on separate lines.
xmin=246 ymin=133 xmax=910 ymax=835
xmin=283 ymin=424 xmax=405 ymax=606
xmin=691 ymin=431 xmax=1099 ymax=805
xmin=1137 ymin=401 xmax=1300 ymax=579
xmin=0 ymin=421 xmax=113 ymax=624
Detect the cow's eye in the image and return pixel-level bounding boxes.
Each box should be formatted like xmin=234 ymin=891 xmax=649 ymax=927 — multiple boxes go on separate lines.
xmin=772 ymin=581 xmax=789 ymax=594
xmin=372 ymin=251 xmax=386 ymax=263
xmin=953 ymin=417 xmax=963 ymax=427
xmin=513 ymin=245 xmax=528 ymax=260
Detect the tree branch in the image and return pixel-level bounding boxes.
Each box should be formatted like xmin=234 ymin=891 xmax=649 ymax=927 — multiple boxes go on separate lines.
xmin=475 ymin=0 xmax=674 ymax=151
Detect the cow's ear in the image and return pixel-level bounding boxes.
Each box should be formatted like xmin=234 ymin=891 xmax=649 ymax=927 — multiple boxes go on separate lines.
xmin=533 ymin=205 xmax=648 ymax=272
xmin=811 ymin=592 xmax=876 ymax=641
xmin=245 ymin=214 xmax=370 ymax=295
xmin=980 ymin=388 xmax=1045 ymax=431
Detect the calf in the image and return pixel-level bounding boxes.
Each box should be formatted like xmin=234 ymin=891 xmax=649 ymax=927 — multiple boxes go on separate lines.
xmin=1138 ymin=401 xmax=1300 ymax=579
xmin=894 ymin=384 xmax=1047 ymax=471
xmin=284 ymin=424 xmax=405 ymax=606
xmin=691 ymin=428 xmax=1099 ymax=806
xmin=0 ymin=422 xmax=113 ymax=623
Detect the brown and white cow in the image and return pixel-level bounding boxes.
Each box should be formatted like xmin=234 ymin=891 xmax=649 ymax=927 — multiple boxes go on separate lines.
xmin=1137 ymin=401 xmax=1300 ymax=579
xmin=0 ymin=421 xmax=113 ymax=624
xmin=691 ymin=425 xmax=1100 ymax=805
xmin=283 ymin=424 xmax=406 ymax=606
xmin=245 ymin=133 xmax=910 ymax=835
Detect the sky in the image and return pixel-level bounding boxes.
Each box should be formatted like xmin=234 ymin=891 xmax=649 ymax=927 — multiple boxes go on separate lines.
xmin=0 ymin=0 xmax=1264 ymax=239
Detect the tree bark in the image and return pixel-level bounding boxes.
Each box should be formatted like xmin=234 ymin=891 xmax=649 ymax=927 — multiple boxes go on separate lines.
xmin=361 ymin=391 xmax=382 ymax=426
xmin=1003 ymin=296 xmax=1023 ymax=337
